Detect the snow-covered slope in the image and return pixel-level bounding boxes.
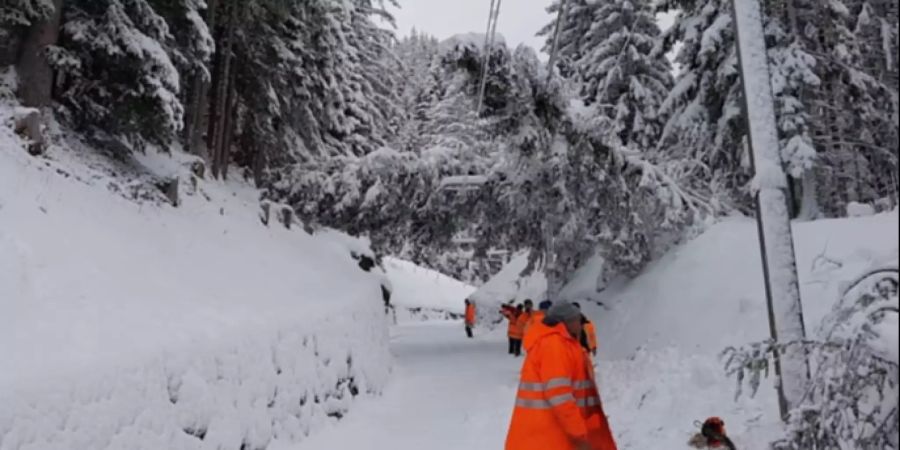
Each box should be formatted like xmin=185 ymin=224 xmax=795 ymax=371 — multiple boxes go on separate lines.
xmin=383 ymin=257 xmax=475 ymax=322
xmin=579 ymin=212 xmax=900 ymax=448
xmin=0 ymin=126 xmax=391 ymax=449
xmin=591 ymin=213 xmax=899 ymax=359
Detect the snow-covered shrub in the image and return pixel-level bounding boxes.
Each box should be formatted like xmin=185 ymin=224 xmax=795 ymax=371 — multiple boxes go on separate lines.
xmin=0 ymin=0 xmax=53 ymax=27
xmin=723 ymin=266 xmax=899 ymax=449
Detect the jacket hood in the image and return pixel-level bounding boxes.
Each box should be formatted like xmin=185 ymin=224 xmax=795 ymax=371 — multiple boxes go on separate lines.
xmin=523 ymin=320 xmax=573 ymax=352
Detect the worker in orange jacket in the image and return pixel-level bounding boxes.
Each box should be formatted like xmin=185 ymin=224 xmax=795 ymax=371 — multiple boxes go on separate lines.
xmin=505 ymin=301 xmax=617 ymax=450
xmin=523 ymin=299 xmax=552 ymax=341
xmin=464 ymin=299 xmax=476 ymax=338
xmin=502 ymin=304 xmax=525 ymax=356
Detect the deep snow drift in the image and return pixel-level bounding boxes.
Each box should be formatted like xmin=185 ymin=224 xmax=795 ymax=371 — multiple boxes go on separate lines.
xmin=593 ymin=213 xmax=899 ymax=358
xmin=0 ymin=119 xmax=391 ymax=449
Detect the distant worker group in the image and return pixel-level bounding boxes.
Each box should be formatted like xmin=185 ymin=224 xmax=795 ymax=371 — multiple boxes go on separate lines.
xmin=461 ymin=297 xmax=614 ymax=450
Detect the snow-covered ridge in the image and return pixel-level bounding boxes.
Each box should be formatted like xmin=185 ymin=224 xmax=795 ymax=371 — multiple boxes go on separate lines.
xmin=383 ymin=257 xmax=474 ymax=322
xmin=0 ymin=122 xmax=392 ymax=449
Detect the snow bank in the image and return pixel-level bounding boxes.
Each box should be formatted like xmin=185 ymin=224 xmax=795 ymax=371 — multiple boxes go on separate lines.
xmin=846 ymin=201 xmax=876 ymax=217
xmin=383 ymin=257 xmax=474 ymax=322
xmin=0 ymin=122 xmax=391 ymax=449
xmin=468 ymin=251 xmax=547 ymax=327
xmin=584 ymin=213 xmax=899 ymax=359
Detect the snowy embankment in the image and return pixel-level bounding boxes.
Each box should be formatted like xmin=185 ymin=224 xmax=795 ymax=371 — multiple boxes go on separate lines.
xmin=0 ymin=123 xmax=391 ymax=449
xmin=588 ymin=212 xmax=900 ymax=447
xmin=382 ymin=257 xmax=474 ymax=322
xmin=461 ymin=212 xmax=898 ymax=447
xmin=594 ymin=213 xmax=899 ymax=358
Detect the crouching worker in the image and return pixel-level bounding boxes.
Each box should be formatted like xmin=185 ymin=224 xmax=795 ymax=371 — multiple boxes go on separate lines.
xmin=505 ymin=301 xmax=618 ymax=450
xmin=688 ymin=417 xmax=735 ymax=450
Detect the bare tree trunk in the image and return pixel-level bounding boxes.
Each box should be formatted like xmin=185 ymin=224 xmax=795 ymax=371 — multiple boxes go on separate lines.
xmin=208 ymin=1 xmax=236 ymax=179
xmin=796 ymin=170 xmax=821 ymax=220
xmin=219 ymin=75 xmax=237 ymax=180
xmin=183 ymin=74 xmax=205 ymax=155
xmin=183 ymin=0 xmax=218 ymax=162
xmin=16 ymin=0 xmax=64 ymax=108
xmin=207 ymin=2 xmax=229 ymax=178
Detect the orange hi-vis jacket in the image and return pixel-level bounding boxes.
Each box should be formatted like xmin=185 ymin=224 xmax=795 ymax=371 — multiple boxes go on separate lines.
xmin=515 ymin=311 xmax=532 ymax=338
xmin=522 ymin=310 xmax=545 ymax=340
xmin=584 ymin=321 xmax=598 ymax=352
xmin=503 ymin=309 xmax=524 ymax=339
xmin=465 ymin=303 xmax=476 ymax=326
xmin=505 ymin=321 xmax=617 ymax=450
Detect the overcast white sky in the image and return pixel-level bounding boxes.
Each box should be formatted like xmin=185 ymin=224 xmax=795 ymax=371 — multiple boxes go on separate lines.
xmin=387 ymin=1 xmax=677 ymax=59
xmin=387 ymin=0 xmax=556 ymax=56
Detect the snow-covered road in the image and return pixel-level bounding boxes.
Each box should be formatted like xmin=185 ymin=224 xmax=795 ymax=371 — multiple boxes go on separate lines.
xmin=281 ymin=322 xmax=518 ymax=450
xmin=271 ymin=320 xmax=782 ymax=450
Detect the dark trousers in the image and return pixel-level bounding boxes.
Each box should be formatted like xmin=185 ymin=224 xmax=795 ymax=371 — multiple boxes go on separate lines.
xmin=465 ymin=325 xmax=473 ymax=338
xmin=509 ymin=338 xmax=522 ymax=356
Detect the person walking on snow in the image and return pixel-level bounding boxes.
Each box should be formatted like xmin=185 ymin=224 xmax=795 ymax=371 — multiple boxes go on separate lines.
xmin=505 ymin=301 xmax=617 ymax=450
xmin=464 ymin=299 xmax=476 ymax=338
xmin=572 ymin=302 xmax=598 ymax=356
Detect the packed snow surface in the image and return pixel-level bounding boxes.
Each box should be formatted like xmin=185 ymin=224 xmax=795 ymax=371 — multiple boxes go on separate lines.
xmin=274 ymin=322 xmax=777 ymax=450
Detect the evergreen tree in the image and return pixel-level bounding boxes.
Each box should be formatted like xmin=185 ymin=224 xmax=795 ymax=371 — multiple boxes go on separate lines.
xmin=538 ymin=0 xmax=595 ymax=78
xmin=656 ymin=0 xmax=748 ymax=212
xmin=577 ymin=0 xmax=673 ymax=151
xmin=53 ymin=0 xmax=189 ymax=150
xmin=659 ymin=0 xmax=899 ymax=216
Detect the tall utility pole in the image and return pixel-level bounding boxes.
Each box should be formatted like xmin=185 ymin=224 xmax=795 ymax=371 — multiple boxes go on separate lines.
xmin=732 ymin=0 xmax=809 ymax=420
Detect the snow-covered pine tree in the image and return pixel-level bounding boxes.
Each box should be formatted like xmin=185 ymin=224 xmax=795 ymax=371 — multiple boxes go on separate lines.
xmin=538 ymin=0 xmax=595 ymax=79
xmin=393 ymin=30 xmax=441 ymax=153
xmin=200 ymin=0 xmax=401 ymax=182
xmin=656 ymin=0 xmax=748 ymax=213
xmin=576 ymin=0 xmax=673 ymax=152
xmin=54 ymin=0 xmax=186 ymax=151
xmin=659 ymin=0 xmax=899 ymax=216
xmin=811 ymin=0 xmax=899 ymax=214
xmin=0 ymin=0 xmax=53 ymax=27
xmin=0 ymin=0 xmax=55 ymax=66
